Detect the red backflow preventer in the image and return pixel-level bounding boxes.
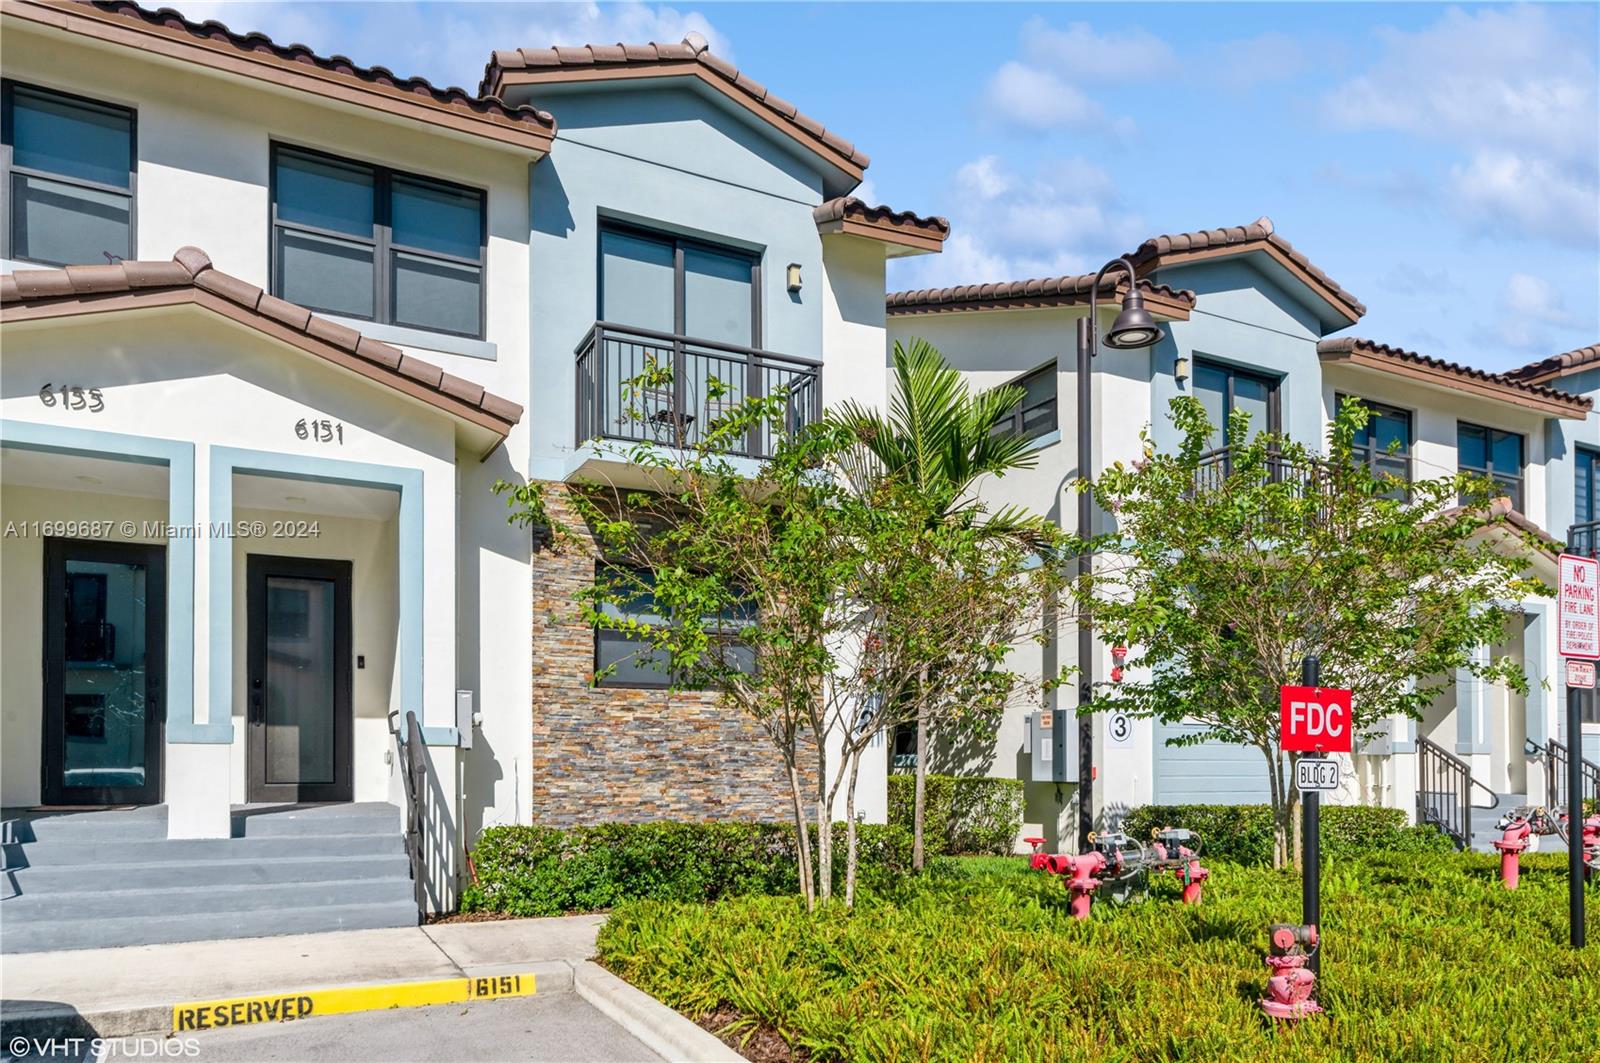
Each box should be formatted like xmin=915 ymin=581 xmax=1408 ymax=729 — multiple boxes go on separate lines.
xmin=1025 ymin=827 xmax=1210 ymax=919
xmin=1493 ymin=805 xmax=1600 ymax=890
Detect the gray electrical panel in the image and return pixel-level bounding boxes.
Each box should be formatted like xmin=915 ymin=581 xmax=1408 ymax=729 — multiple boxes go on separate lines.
xmin=1027 ymin=708 xmax=1077 ymax=783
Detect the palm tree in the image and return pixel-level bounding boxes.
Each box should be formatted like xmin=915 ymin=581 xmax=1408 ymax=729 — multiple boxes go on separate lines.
xmin=834 ymin=337 xmax=1048 ymax=868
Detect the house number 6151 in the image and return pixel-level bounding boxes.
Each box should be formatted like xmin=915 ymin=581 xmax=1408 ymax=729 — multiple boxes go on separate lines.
xmin=296 ymin=418 xmax=344 ymax=444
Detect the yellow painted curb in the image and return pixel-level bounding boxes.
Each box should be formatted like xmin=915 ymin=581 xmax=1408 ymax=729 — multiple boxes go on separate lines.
xmin=172 ymin=972 xmax=537 ymax=1032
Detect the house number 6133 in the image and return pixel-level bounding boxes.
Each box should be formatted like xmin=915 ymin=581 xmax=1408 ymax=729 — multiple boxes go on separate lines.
xmin=295 ymin=418 xmax=344 ymax=444
xmin=39 ymin=383 xmax=105 ymax=412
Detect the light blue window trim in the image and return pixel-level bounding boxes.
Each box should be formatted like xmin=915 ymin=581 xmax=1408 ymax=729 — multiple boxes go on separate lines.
xmin=1523 ymin=603 xmax=1549 ymax=748
xmin=319 ymin=314 xmax=498 ymax=362
xmin=0 ymin=420 xmax=202 ymax=742
xmin=208 ymin=447 xmax=433 ymax=743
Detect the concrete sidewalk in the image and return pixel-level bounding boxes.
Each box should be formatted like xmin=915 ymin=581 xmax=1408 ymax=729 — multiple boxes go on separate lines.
xmin=1 ymin=917 xmax=741 ymax=1061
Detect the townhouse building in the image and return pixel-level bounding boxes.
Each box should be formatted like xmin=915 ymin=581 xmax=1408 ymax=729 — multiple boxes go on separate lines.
xmin=0 ymin=0 xmax=941 ymax=950
xmin=887 ymin=219 xmax=1599 ymax=853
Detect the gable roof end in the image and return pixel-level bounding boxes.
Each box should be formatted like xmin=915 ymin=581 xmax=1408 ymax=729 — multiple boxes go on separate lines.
xmin=4 ymin=0 xmax=555 ymax=153
xmin=1 ymin=250 xmax=524 ymax=449
xmin=1507 ymin=343 xmax=1600 ymax=385
xmin=1129 ymin=216 xmax=1367 ymax=324
xmin=1317 ymin=336 xmax=1590 ymax=419
xmin=482 ymin=32 xmax=865 ymax=183
xmin=813 ymin=197 xmax=949 ymax=256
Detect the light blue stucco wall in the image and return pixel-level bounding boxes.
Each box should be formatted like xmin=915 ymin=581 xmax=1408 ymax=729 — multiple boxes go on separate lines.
xmin=1542 ymin=366 xmax=1600 ymax=539
xmin=525 ymin=83 xmax=831 ymax=481
xmin=1142 ymin=255 xmax=1329 ymax=804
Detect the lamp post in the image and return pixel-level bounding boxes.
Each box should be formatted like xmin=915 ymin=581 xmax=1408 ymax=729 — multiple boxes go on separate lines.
xmin=1076 ymin=257 xmax=1166 ymax=851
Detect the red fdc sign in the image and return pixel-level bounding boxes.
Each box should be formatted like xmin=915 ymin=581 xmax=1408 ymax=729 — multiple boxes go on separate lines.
xmin=1280 ymin=685 xmax=1353 ymax=754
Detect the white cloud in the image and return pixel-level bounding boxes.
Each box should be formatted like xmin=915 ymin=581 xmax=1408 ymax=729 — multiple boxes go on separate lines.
xmin=1479 ymin=271 xmax=1574 ymax=353
xmin=174 ymin=2 xmax=727 ymax=91
xmin=982 ymin=62 xmax=1109 ymax=133
xmin=889 ymin=155 xmax=1145 ymax=290
xmin=980 ymin=19 xmax=1162 ymax=135
xmin=1323 ymin=5 xmax=1597 ymax=247
xmin=1017 ymin=19 xmax=1178 ymax=82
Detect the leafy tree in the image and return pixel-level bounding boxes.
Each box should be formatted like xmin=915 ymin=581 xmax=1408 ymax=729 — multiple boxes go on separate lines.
xmin=1079 ymin=397 xmax=1547 ymax=866
xmin=834 ymin=338 xmax=1050 ymax=869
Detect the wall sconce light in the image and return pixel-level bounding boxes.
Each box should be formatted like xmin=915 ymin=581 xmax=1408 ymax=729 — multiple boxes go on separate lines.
xmin=786 ymin=263 xmax=802 ymax=292
xmin=1174 ymin=355 xmax=1191 ymax=383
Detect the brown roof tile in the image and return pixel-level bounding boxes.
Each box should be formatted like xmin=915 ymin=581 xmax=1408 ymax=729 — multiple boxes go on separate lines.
xmin=813 ymin=197 xmax=949 ymax=254
xmin=1507 ymin=343 xmax=1600 ymax=385
xmin=1128 ymin=216 xmax=1367 ymax=321
xmin=886 ymin=272 xmax=1196 ymax=318
xmin=1317 ymin=336 xmax=1590 ymax=418
xmin=7 ymin=1 xmax=556 ymax=151
xmin=481 ymin=31 xmax=867 ymax=177
xmin=0 ymin=249 xmax=523 ymax=440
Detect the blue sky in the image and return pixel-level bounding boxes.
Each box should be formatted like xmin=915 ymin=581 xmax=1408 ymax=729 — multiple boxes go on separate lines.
xmin=184 ymin=2 xmax=1598 ymax=372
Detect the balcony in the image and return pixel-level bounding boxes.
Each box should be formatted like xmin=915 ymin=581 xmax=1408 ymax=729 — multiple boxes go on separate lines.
xmin=575 ymin=322 xmax=821 ymax=461
xmin=1567 ymin=519 xmax=1600 ymax=559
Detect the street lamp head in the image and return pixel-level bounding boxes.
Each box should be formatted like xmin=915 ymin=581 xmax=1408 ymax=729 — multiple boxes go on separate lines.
xmin=1104 ymin=288 xmax=1165 ymax=349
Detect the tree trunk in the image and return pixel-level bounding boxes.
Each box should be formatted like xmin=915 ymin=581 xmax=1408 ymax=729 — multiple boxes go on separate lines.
xmin=1265 ymin=743 xmax=1290 ymax=869
xmin=844 ymin=747 xmax=863 ymax=908
xmin=912 ymin=670 xmax=928 ymax=872
xmin=815 ymin=742 xmax=833 ymax=903
xmin=787 ymin=759 xmax=815 ymax=910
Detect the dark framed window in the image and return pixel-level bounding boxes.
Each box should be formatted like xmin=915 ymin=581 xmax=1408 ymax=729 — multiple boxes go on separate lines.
xmin=1340 ymin=394 xmax=1413 ymax=491
xmin=1458 ymin=422 xmax=1524 ymax=511
xmin=593 ymin=564 xmax=755 ymax=689
xmin=1193 ymin=359 xmax=1280 ymax=452
xmin=991 ymin=363 xmax=1057 ymax=442
xmin=598 ymin=222 xmax=760 ymax=346
xmin=1577 ymin=447 xmax=1598 ymax=525
xmin=270 ymin=144 xmax=486 ymax=338
xmin=2 ymin=81 xmax=135 ymax=266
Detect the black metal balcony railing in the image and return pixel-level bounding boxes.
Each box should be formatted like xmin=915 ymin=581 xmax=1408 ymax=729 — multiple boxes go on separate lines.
xmin=575 ymin=322 xmax=821 ymax=460
xmin=1567 ymin=519 xmax=1600 ymax=559
xmin=1546 ymin=738 xmax=1600 ymax=808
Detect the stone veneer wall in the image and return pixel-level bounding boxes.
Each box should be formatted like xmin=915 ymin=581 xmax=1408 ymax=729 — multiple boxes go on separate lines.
xmin=528 ymin=484 xmax=793 ymax=825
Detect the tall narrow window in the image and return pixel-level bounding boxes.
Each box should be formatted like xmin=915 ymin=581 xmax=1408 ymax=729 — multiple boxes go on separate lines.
xmin=271 ymin=145 xmax=484 ymax=338
xmin=1192 ymin=360 xmax=1280 ymax=452
xmin=1342 ymin=395 xmax=1412 ymax=491
xmin=1458 ymin=422 xmax=1524 ymax=511
xmin=991 ymin=363 xmax=1057 ymax=442
xmin=1577 ymin=447 xmax=1598 ymax=526
xmin=2 ymin=82 xmax=134 ymax=266
xmin=598 ymin=223 xmax=758 ymax=346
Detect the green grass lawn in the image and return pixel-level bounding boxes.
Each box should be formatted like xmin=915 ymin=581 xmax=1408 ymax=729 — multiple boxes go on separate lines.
xmin=597 ymin=851 xmax=1600 ymax=1062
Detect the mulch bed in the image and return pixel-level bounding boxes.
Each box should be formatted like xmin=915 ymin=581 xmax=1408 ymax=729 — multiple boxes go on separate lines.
xmin=699 ymin=1005 xmax=808 ymax=1063
xmin=425 ymin=909 xmax=526 ymax=924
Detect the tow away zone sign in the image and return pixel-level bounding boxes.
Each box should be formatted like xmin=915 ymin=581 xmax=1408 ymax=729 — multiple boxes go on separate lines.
xmin=1558 ymin=553 xmax=1600 ymax=659
xmin=173 ymin=972 xmax=537 ymax=1032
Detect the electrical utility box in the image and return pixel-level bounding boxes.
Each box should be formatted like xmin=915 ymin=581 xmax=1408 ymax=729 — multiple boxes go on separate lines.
xmin=1026 ymin=708 xmax=1078 ymax=783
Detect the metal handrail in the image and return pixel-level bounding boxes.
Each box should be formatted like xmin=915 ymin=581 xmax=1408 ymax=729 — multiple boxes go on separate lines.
xmin=572 ymin=320 xmax=822 ymax=368
xmin=1564 ymin=519 xmax=1600 ymax=559
xmin=387 ymin=709 xmax=427 ymax=919
xmin=1416 ymin=736 xmax=1473 ymax=849
xmin=1547 ymin=738 xmax=1600 ymax=807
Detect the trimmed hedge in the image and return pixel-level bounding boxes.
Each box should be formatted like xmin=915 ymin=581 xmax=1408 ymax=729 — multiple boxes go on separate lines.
xmin=1121 ymin=803 xmax=1455 ymax=864
xmin=886 ymin=774 xmax=1025 ymax=856
xmin=461 ymin=821 xmax=912 ymax=916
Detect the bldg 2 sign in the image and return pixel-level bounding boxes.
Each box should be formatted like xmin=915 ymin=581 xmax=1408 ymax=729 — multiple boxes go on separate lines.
xmin=1279 ymin=685 xmax=1353 ymax=754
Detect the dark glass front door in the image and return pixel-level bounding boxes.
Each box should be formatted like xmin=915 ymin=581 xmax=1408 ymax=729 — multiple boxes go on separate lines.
xmin=247 ymin=555 xmax=352 ymax=803
xmin=42 ymin=538 xmax=165 ymax=805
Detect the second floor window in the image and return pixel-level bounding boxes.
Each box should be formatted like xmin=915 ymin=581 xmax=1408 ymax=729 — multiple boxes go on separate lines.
xmin=1458 ymin=422 xmax=1524 ymax=511
xmin=1193 ymin=359 xmax=1280 ymax=453
xmin=1577 ymin=447 xmax=1598 ymax=526
xmin=599 ymin=224 xmax=758 ymax=347
xmin=2 ymin=81 xmax=135 ymax=267
xmin=271 ymin=145 xmax=485 ymax=338
xmin=1342 ymin=395 xmax=1412 ymax=490
xmin=991 ymin=363 xmax=1057 ymax=442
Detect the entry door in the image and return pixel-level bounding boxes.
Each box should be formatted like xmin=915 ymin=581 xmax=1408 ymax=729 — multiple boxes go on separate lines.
xmin=42 ymin=538 xmax=166 ymax=806
xmin=247 ymin=555 xmax=352 ymax=803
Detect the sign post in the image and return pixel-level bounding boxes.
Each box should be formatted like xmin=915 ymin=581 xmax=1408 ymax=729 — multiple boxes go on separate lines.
xmin=1557 ymin=552 xmax=1597 ymax=949
xmin=1281 ymin=661 xmax=1353 ymax=979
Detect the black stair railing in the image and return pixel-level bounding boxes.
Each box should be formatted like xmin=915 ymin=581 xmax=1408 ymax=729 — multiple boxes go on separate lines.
xmin=388 ymin=709 xmax=428 ymax=920
xmin=1546 ymin=738 xmax=1600 ymax=808
xmin=1416 ymin=736 xmax=1499 ymax=849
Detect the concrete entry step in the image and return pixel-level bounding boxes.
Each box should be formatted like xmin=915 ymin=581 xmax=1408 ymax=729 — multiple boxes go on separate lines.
xmin=1 ymin=900 xmax=420 ymax=954
xmin=230 ymin=802 xmax=403 ymax=838
xmin=3 ymin=875 xmax=416 ymax=923
xmin=3 ymin=832 xmax=404 ymax=869
xmin=6 ymin=853 xmax=410 ymax=893
xmin=1 ymin=805 xmax=168 ymax=844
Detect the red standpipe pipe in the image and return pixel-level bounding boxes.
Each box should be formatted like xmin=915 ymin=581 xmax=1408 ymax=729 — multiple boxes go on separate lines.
xmin=1492 ymin=819 xmax=1532 ymax=890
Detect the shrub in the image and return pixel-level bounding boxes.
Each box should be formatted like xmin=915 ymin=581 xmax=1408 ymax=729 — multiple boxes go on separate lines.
xmin=887 ymin=775 xmax=1025 ymax=856
xmin=599 ymin=851 xmax=1600 ymax=1062
xmin=461 ymin=821 xmax=912 ymax=916
xmin=1121 ymin=803 xmax=1455 ymax=865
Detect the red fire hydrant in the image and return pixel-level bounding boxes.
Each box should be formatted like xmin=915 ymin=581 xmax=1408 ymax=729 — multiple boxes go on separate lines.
xmin=1153 ymin=829 xmax=1209 ymax=905
xmin=1493 ymin=815 xmax=1533 ymax=890
xmin=1260 ymin=923 xmax=1322 ymax=1022
xmin=1024 ymin=838 xmax=1107 ymax=919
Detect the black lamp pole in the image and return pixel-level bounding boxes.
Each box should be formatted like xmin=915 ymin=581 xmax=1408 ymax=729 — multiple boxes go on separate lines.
xmin=1076 ymin=258 xmax=1164 ymax=851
